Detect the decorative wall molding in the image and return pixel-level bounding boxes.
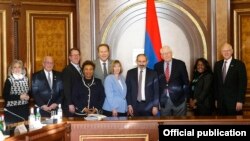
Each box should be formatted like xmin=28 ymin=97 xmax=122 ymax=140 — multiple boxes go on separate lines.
xmin=233 ymin=8 xmax=250 ymax=90
xmin=98 ymin=0 xmax=209 ymax=77
xmin=0 ymin=10 xmax=7 ymax=99
xmin=71 ymin=122 xmax=158 ymax=141
xmin=11 ymin=1 xmax=21 ymax=59
xmin=80 ymin=134 xmax=149 ymax=141
xmin=26 ymin=10 xmax=73 ymax=76
xmin=101 ymin=0 xmax=208 ymax=57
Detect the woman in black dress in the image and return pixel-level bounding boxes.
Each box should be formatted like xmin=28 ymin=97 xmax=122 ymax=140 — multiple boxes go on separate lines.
xmin=189 ymin=58 xmax=214 ymax=116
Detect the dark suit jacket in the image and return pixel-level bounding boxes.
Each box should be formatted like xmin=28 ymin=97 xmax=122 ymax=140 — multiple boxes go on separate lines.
xmin=71 ymin=78 xmax=105 ymax=112
xmin=154 ymin=59 xmax=190 ymax=106
xmin=126 ymin=68 xmax=159 ymax=113
xmin=31 ymin=70 xmax=63 ymax=116
xmin=62 ymin=64 xmax=83 ymax=107
xmin=214 ymin=59 xmax=247 ymax=114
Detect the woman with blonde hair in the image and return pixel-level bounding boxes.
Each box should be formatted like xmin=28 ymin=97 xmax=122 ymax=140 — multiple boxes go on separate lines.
xmin=102 ymin=60 xmax=127 ymax=117
xmin=3 ymin=59 xmax=30 ymax=123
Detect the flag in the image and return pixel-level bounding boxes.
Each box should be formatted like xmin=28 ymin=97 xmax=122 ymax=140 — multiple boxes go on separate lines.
xmin=144 ymin=0 xmax=162 ymax=69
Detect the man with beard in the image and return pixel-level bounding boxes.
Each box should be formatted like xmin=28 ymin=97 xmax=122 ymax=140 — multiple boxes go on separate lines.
xmin=126 ymin=54 xmax=159 ymax=116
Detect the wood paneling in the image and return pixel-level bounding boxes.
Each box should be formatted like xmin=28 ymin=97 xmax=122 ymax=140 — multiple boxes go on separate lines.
xmin=26 ymin=11 xmax=73 ymax=73
xmin=68 ymin=116 xmax=250 ymax=141
xmin=0 ymin=0 xmax=76 ymax=114
xmin=4 ymin=122 xmax=70 ymax=141
xmin=231 ymin=0 xmax=250 ymax=114
xmin=6 ymin=116 xmax=250 ymax=141
xmin=70 ymin=121 xmax=158 ymax=141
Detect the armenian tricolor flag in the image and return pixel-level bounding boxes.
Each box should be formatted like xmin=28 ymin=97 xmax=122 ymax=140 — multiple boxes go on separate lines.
xmin=144 ymin=0 xmax=162 ymax=69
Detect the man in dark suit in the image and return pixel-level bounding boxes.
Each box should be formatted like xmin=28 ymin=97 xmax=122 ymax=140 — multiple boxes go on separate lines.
xmin=154 ymin=46 xmax=189 ymax=116
xmin=126 ymin=54 xmax=159 ymax=116
xmin=31 ymin=56 xmax=63 ymax=117
xmin=93 ymin=44 xmax=113 ymax=83
xmin=62 ymin=48 xmax=83 ymax=117
xmin=214 ymin=43 xmax=247 ymax=115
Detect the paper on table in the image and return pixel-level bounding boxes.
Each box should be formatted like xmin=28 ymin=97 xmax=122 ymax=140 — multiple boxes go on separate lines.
xmin=84 ymin=114 xmax=106 ymax=121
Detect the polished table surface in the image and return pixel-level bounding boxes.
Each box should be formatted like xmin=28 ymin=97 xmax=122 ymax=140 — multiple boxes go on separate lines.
xmin=4 ymin=115 xmax=250 ymax=141
xmin=65 ymin=115 xmax=250 ymax=124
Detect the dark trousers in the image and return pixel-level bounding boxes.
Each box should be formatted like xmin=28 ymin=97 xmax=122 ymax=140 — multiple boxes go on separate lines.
xmin=133 ymin=101 xmax=152 ymax=116
xmin=217 ymin=107 xmax=243 ymax=116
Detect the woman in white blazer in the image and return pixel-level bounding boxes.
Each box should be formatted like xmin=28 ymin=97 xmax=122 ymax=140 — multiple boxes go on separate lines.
xmin=102 ymin=60 xmax=127 ymax=117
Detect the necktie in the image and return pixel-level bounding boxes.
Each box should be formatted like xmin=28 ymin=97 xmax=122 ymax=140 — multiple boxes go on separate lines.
xmin=77 ymin=66 xmax=83 ymax=77
xmin=165 ymin=62 xmax=170 ymax=82
xmin=137 ymin=69 xmax=143 ymax=102
xmin=47 ymin=72 xmax=52 ymax=89
xmin=222 ymin=61 xmax=227 ymax=83
xmin=103 ymin=62 xmax=108 ymax=78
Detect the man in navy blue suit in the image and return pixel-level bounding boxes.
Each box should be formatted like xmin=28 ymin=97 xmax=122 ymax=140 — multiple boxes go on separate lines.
xmin=214 ymin=43 xmax=247 ymax=115
xmin=154 ymin=46 xmax=189 ymax=116
xmin=31 ymin=56 xmax=63 ymax=117
xmin=126 ymin=54 xmax=159 ymax=116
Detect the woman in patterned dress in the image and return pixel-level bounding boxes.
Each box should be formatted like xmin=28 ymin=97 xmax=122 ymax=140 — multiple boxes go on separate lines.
xmin=3 ymin=59 xmax=30 ymax=123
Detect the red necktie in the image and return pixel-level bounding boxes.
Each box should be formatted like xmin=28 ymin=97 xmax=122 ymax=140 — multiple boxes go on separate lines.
xmin=165 ymin=62 xmax=170 ymax=82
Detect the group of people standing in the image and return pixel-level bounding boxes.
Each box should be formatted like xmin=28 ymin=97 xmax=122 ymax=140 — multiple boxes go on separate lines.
xmin=189 ymin=43 xmax=247 ymax=116
xmin=3 ymin=42 xmax=247 ymax=123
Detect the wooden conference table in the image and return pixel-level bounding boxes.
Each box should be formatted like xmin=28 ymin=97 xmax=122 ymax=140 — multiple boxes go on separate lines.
xmin=4 ymin=115 xmax=250 ymax=141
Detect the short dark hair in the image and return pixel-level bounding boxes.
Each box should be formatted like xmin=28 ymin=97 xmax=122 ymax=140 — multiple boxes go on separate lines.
xmin=136 ymin=54 xmax=148 ymax=61
xmin=82 ymin=60 xmax=96 ymax=70
xmin=69 ymin=48 xmax=80 ymax=56
xmin=97 ymin=44 xmax=110 ymax=52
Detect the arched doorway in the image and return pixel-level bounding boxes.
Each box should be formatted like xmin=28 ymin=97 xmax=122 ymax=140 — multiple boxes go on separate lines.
xmin=100 ymin=0 xmax=209 ymax=79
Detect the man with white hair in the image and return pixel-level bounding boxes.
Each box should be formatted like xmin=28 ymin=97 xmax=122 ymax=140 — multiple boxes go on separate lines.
xmin=154 ymin=45 xmax=189 ymax=116
xmin=32 ymin=56 xmax=63 ymax=117
xmin=214 ymin=43 xmax=247 ymax=115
